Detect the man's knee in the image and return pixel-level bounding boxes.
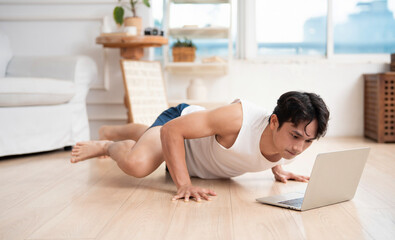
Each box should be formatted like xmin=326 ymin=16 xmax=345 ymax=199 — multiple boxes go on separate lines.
xmin=122 ymin=152 xmax=151 ymax=178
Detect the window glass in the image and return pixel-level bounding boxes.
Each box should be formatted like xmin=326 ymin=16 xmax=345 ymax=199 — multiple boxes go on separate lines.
xmin=152 ymin=0 xmax=164 ymax=59
xmin=333 ymin=0 xmax=395 ymax=54
xmin=255 ymin=0 xmax=327 ymax=56
xmin=153 ymin=0 xmax=236 ymax=59
xmin=169 ymin=3 xmax=230 ymax=28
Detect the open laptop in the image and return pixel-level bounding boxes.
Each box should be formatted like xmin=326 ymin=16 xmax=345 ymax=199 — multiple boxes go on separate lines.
xmin=256 ymin=147 xmax=370 ymax=211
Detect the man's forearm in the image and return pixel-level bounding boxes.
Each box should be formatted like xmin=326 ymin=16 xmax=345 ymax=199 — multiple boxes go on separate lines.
xmin=160 ymin=125 xmax=191 ymax=188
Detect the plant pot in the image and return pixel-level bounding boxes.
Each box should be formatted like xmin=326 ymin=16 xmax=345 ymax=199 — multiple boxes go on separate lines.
xmin=172 ymin=47 xmax=196 ymax=62
xmin=124 ymin=17 xmax=142 ymax=36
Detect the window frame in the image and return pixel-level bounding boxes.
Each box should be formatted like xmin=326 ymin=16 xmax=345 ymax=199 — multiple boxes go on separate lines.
xmin=239 ymin=0 xmax=391 ymax=63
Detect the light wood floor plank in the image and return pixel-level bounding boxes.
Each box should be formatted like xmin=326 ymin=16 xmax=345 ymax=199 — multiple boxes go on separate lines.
xmin=343 ymin=206 xmax=395 ymax=240
xmin=0 ymin=156 xmax=114 ymax=240
xmin=230 ymin=172 xmax=306 ymax=240
xmin=0 ymin=151 xmax=73 ymax=211
xmin=27 ymin=161 xmax=142 ymax=239
xmin=96 ymin=166 xmax=177 ymax=240
xmin=164 ymin=178 xmax=233 ymax=240
xmin=0 ymin=137 xmax=393 ymax=240
xmin=289 ymin=204 xmax=374 ymax=240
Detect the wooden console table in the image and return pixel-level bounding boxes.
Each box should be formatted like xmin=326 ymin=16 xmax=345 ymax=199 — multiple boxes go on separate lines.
xmin=96 ymin=34 xmax=168 ymax=60
xmin=96 ymin=34 xmax=168 ymax=122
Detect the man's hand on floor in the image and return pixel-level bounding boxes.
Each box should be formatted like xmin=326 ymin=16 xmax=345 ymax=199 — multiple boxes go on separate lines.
xmin=271 ymin=165 xmax=310 ymax=183
xmin=172 ymin=184 xmax=217 ymax=202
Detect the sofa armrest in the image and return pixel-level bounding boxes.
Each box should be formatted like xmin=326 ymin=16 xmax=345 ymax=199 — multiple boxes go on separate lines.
xmin=5 ymin=55 xmax=97 ymax=86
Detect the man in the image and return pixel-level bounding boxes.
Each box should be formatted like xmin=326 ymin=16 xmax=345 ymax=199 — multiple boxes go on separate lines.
xmin=71 ymin=91 xmax=330 ymax=202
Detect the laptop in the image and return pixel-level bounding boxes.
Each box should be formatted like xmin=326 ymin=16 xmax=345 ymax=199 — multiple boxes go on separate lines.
xmin=256 ymin=147 xmax=370 ymax=211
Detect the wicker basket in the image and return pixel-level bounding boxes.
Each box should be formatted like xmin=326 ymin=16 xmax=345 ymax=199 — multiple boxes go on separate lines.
xmin=364 ymin=73 xmax=395 ymax=143
xmin=172 ymin=47 xmax=196 ymax=62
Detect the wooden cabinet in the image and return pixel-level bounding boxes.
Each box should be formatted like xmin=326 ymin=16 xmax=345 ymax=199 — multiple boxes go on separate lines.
xmin=364 ymin=72 xmax=395 ymax=143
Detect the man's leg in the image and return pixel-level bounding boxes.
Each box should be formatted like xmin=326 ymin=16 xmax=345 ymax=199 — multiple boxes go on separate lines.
xmin=71 ymin=127 xmax=164 ymax=178
xmin=99 ymin=123 xmax=148 ymax=141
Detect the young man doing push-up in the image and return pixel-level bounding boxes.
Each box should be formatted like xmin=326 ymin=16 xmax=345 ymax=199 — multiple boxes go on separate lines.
xmin=71 ymin=91 xmax=330 ymax=202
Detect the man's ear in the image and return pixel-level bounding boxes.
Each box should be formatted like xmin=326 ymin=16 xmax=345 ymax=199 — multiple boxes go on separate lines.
xmin=270 ymin=114 xmax=279 ymax=130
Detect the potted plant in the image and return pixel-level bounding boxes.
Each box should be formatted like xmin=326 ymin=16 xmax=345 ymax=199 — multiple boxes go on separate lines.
xmin=172 ymin=38 xmax=197 ymax=62
xmin=113 ymin=0 xmax=150 ymax=35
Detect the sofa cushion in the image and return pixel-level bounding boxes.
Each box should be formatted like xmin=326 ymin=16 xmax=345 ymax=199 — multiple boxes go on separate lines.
xmin=0 ymin=31 xmax=13 ymax=77
xmin=0 ymin=77 xmax=76 ymax=107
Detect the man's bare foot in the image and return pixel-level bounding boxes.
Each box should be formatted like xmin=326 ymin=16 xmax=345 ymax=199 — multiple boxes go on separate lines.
xmin=70 ymin=140 xmax=113 ymax=163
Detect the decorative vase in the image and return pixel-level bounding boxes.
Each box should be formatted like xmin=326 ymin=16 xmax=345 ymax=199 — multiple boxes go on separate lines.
xmin=124 ymin=17 xmax=142 ymax=36
xmin=187 ymin=78 xmax=207 ymax=100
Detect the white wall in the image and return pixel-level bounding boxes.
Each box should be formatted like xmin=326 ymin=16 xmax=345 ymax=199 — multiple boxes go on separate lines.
xmin=0 ymin=0 xmax=390 ymax=139
xmin=227 ymin=60 xmax=388 ymax=137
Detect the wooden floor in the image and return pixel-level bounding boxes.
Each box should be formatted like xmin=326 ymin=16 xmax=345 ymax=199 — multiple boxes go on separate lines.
xmin=0 ymin=137 xmax=394 ymax=240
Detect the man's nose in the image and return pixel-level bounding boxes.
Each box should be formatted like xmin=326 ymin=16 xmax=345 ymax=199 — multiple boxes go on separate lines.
xmin=292 ymin=141 xmax=303 ymax=153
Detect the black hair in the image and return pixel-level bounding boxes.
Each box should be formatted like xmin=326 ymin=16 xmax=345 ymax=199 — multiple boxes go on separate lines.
xmin=269 ymin=91 xmax=330 ymax=139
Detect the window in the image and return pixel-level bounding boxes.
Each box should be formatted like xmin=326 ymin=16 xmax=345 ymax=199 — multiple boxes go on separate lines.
xmin=152 ymin=0 xmax=237 ymax=59
xmin=152 ymin=0 xmax=164 ymax=59
xmin=154 ymin=0 xmax=395 ymax=59
xmin=333 ymin=0 xmax=395 ymax=54
xmin=255 ymin=0 xmax=328 ymax=56
xmin=168 ymin=2 xmax=232 ymax=58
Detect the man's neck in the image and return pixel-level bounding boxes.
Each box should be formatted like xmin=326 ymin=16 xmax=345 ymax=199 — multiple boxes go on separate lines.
xmin=260 ymin=125 xmax=282 ymax=162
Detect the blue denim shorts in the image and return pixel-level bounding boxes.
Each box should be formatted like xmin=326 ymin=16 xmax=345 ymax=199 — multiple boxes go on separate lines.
xmin=148 ymin=103 xmax=190 ymax=129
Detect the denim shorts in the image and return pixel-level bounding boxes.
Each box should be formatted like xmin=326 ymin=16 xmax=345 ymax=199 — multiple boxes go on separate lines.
xmin=148 ymin=103 xmax=190 ymax=129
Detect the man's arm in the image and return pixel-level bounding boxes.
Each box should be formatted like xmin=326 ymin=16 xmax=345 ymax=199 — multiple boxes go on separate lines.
xmin=160 ymin=103 xmax=242 ymax=202
xmin=271 ymin=165 xmax=310 ymax=183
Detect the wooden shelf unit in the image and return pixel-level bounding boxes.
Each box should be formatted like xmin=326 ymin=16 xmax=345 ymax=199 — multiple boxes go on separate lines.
xmin=163 ymin=0 xmax=233 ymax=104
xmin=364 ymin=72 xmax=395 ymax=143
xmin=168 ymin=27 xmax=229 ymax=39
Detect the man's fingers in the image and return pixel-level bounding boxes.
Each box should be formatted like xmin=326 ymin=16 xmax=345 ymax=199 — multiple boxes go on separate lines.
xmin=172 ymin=186 xmax=217 ymax=202
xmin=302 ymin=176 xmax=310 ymax=182
xmin=172 ymin=194 xmax=182 ymax=201
xmin=184 ymin=192 xmax=191 ymax=202
xmin=201 ymin=193 xmax=211 ymax=201
xmin=293 ymin=175 xmax=309 ymax=182
xmin=191 ymin=192 xmax=202 ymax=202
xmin=207 ymin=189 xmax=217 ymax=196
xmin=201 ymin=188 xmax=216 ymax=196
xmin=279 ymin=176 xmax=287 ymax=183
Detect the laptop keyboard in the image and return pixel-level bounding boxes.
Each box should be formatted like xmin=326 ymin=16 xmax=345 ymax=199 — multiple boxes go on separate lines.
xmin=278 ymin=197 xmax=304 ymax=208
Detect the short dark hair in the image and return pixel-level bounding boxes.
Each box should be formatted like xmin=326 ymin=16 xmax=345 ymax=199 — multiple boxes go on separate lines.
xmin=269 ymin=91 xmax=330 ymax=139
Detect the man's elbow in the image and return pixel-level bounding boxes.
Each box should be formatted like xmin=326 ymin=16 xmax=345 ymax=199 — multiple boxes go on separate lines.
xmin=160 ymin=123 xmax=185 ymax=149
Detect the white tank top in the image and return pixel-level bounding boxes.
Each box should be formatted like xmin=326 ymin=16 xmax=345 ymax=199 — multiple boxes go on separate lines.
xmin=181 ymin=99 xmax=288 ymax=179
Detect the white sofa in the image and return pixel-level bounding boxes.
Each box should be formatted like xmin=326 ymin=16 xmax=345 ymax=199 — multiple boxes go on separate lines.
xmin=0 ymin=32 xmax=97 ymax=157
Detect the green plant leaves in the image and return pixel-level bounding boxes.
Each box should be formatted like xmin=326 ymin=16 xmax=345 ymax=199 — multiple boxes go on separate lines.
xmin=172 ymin=38 xmax=197 ymax=49
xmin=113 ymin=1 xmax=149 ymax=24
xmin=143 ymin=0 xmax=150 ymax=8
xmin=113 ymin=6 xmax=124 ymax=25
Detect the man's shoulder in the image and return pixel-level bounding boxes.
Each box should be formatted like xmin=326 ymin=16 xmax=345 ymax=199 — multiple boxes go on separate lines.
xmin=206 ymin=103 xmax=243 ymax=135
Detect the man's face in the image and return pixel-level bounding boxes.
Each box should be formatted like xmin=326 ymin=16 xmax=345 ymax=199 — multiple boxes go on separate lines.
xmin=270 ymin=116 xmax=318 ymax=160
